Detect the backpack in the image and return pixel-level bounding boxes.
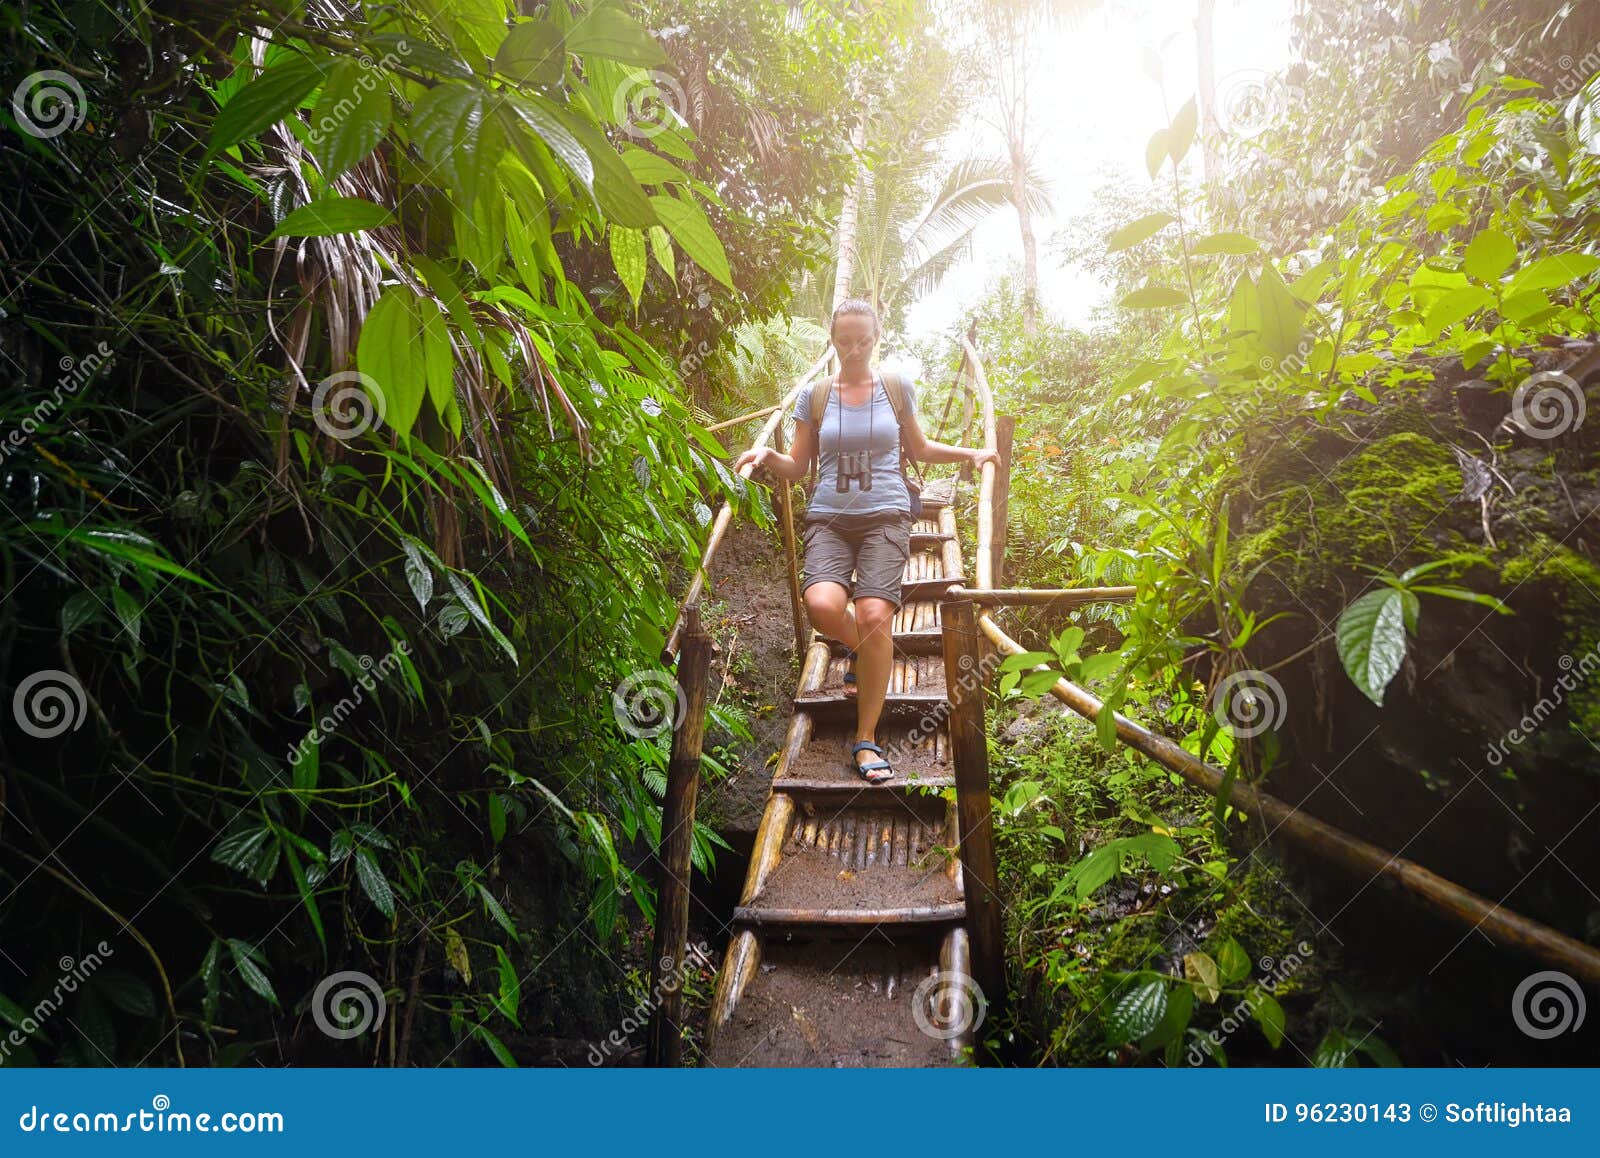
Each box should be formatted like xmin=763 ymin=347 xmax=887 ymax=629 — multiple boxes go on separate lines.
xmin=805 ymin=370 xmax=925 ymax=518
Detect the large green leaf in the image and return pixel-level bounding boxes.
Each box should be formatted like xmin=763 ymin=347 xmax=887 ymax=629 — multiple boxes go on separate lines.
xmin=1424 ymin=285 xmax=1494 ymax=339
xmin=310 ymin=59 xmax=391 ymax=179
xmin=1106 ymin=978 xmax=1168 ymax=1045
xmin=499 ymin=92 xmax=595 ymax=194
xmin=207 ymin=55 xmax=325 ymax=160
xmin=1119 ymin=285 xmax=1188 ymax=310
xmin=357 ymin=287 xmax=426 ymax=439
xmin=1505 ymin=253 xmax=1600 ymax=299
xmin=565 ymin=4 xmax=666 ymax=66
xmin=1336 ymin=587 xmax=1409 ymax=706
xmin=1106 ymin=213 xmax=1176 ymax=253
xmin=266 ymin=196 xmax=391 ymax=239
xmin=609 ymin=225 xmax=647 ymax=307
xmin=418 ymin=297 xmax=456 ymax=431
xmin=1462 ymin=228 xmax=1516 ymax=282
xmin=495 ymin=20 xmax=567 ymax=86
xmin=649 ymin=194 xmax=733 ymax=288
xmin=1256 ymin=265 xmax=1306 ymax=358
xmin=410 ymin=82 xmax=505 ymax=210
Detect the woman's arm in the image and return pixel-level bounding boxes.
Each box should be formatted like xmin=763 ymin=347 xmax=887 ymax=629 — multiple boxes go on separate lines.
xmin=733 ymin=418 xmax=815 ymax=481
xmin=901 ymin=410 xmax=1000 ymax=469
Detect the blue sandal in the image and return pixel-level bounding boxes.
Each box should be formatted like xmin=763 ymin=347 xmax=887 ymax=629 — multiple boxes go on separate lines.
xmin=850 ymin=740 xmax=894 ymax=785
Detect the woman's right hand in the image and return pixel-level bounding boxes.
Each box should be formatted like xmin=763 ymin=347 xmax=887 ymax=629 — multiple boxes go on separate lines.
xmin=733 ymin=447 xmax=770 ymax=474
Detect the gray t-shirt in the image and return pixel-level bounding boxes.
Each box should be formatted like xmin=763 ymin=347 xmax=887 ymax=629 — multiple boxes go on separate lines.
xmin=794 ymin=373 xmax=917 ymax=519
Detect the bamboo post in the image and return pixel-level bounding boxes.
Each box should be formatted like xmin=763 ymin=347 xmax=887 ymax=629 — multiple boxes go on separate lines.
xmin=646 ymin=605 xmax=713 ymax=1067
xmin=939 ymin=597 xmax=1006 ymax=1037
xmin=992 ymin=415 xmax=1014 ymax=586
xmin=772 ymin=422 xmax=810 ymax=658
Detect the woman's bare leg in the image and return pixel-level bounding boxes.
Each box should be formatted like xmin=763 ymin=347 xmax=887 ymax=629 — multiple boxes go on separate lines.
xmin=804 ymin=582 xmax=859 ymax=650
xmin=851 ymin=597 xmax=896 ymax=770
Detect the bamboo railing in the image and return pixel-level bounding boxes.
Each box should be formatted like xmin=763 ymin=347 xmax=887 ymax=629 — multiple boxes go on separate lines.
xmin=956 ymin=336 xmax=1600 ymax=988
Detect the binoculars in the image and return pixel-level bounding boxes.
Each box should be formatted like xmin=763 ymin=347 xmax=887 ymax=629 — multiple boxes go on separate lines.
xmin=835 ymin=450 xmax=873 ymax=492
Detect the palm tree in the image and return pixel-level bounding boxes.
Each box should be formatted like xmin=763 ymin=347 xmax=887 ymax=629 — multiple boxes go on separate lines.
xmin=855 ymin=155 xmax=1052 ymax=324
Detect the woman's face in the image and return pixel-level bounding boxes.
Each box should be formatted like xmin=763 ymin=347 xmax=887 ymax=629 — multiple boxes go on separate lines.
xmin=831 ymin=313 xmax=877 ymax=365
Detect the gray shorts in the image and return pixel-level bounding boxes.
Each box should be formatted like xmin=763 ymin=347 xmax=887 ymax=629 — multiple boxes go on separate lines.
xmin=801 ymin=512 xmax=913 ymax=608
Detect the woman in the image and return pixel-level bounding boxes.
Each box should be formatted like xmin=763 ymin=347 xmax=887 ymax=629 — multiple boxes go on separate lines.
xmin=735 ymin=300 xmax=998 ymax=782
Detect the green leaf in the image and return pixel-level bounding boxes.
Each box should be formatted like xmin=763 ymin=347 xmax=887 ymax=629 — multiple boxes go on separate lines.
xmin=310 ymin=59 xmax=391 ymax=179
xmin=649 ymin=193 xmax=733 ymax=289
xmin=493 ymin=944 xmax=522 ymax=1025
xmin=266 ymin=195 xmax=392 ymax=240
xmin=1253 ymin=992 xmax=1286 ymax=1048
xmin=1145 ymin=128 xmax=1171 ymax=178
xmin=96 ymin=969 xmax=156 ymax=1018
xmin=207 ymin=55 xmax=325 ymax=161
xmin=111 ymin=585 xmax=141 ymax=648
xmin=647 ymin=225 xmax=676 ymax=283
xmin=1256 ymin=265 xmax=1306 ymax=358
xmin=227 ymin=940 xmax=278 ymax=1006
xmin=1336 ymin=588 xmax=1409 ymax=706
xmin=495 ymin=20 xmax=566 ymax=86
xmin=1119 ymin=285 xmax=1188 ymax=310
xmin=1106 ymin=213 xmax=1176 ymax=253
xmin=1143 ymin=981 xmax=1194 ymax=1050
xmin=474 ymin=1023 xmax=518 ymax=1067
xmin=410 ymin=82 xmax=505 ymax=209
xmin=476 ymin=882 xmax=517 ymax=938
xmin=1505 ymin=253 xmax=1600 ymax=299
xmin=1096 ymin=700 xmax=1119 ymax=752
xmin=358 ymin=287 xmax=425 ymax=440
xmin=35 ymin=525 xmax=214 ymax=587
xmin=1424 ymin=285 xmax=1494 ymax=340
xmin=1168 ymin=97 xmax=1198 ymax=165
xmin=1184 ymin=951 xmax=1222 ymax=1003
xmin=565 ymin=5 xmax=666 ymax=66
xmin=1193 ymin=232 xmax=1261 ymax=256
xmin=1107 ymin=978 xmax=1168 ymax=1045
xmin=418 ymin=297 xmax=455 ymax=427
xmin=499 ymin=92 xmax=595 ymax=195
xmin=1462 ymin=228 xmax=1517 ymax=282
xmin=354 ymin=847 xmax=396 ymax=920
xmin=400 ymin=537 xmax=433 ymax=611
xmin=1214 ymin=937 xmax=1251 ymax=983
xmin=609 ymin=225 xmax=647 ymax=307
xmin=1312 ymin=1028 xmax=1355 ymax=1068
xmin=998 ymin=650 xmax=1055 ymax=673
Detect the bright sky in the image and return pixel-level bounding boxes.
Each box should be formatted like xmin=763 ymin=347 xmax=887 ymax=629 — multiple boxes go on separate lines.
xmin=901 ymin=0 xmax=1294 ymax=341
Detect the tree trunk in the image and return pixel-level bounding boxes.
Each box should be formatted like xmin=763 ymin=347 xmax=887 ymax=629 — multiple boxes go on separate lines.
xmin=830 ymin=118 xmax=867 ymax=313
xmin=1196 ymin=0 xmax=1221 ymax=190
xmin=1008 ymin=131 xmax=1038 ymax=336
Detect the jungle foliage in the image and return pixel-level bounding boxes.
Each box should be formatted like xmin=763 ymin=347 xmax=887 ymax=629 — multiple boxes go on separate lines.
xmin=0 ymin=0 xmax=913 ymax=1066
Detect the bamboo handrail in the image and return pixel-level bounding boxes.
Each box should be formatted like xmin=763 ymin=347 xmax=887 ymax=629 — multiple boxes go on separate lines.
xmin=958 ymin=336 xmax=1600 ymax=987
xmin=662 ymin=347 xmax=833 ymax=665
xmin=705 ymin=403 xmax=782 ymax=434
xmin=949 ymin=585 xmax=1136 ymax=606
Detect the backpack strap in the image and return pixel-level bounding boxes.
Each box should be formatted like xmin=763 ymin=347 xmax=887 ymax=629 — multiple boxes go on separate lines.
xmin=879 ymin=370 xmax=925 ymax=485
xmin=805 ymin=375 xmax=834 ymax=491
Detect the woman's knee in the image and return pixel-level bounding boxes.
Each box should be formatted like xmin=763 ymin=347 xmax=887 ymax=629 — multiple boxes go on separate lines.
xmin=805 ymin=583 xmax=849 ymax=623
xmin=854 ymin=597 xmax=895 ymax=635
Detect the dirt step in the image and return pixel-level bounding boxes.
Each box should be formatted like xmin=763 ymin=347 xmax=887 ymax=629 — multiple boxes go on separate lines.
xmin=743 ymin=794 xmax=961 ymax=917
xmin=785 ymin=719 xmax=953 ymax=783
xmin=707 ymin=937 xmax=959 ymax=1068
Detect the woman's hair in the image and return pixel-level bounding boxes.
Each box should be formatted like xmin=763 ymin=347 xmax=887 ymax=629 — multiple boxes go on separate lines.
xmin=830 ymin=297 xmax=879 ymax=339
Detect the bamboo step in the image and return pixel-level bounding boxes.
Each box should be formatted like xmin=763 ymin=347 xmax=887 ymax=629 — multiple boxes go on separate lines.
xmin=782 ymin=720 xmax=953 ymax=783
xmin=794 ymin=690 xmax=948 ymax=720
xmin=909 ymin=531 xmax=954 ymax=549
xmin=773 ymin=776 xmax=955 ymax=794
xmin=901 ymin=575 xmax=962 ymax=599
xmin=733 ymin=903 xmax=966 ymax=927
xmin=705 ymin=936 xmax=966 ymax=1068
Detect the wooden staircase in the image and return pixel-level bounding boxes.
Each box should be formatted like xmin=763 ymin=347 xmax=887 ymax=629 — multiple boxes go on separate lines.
xmin=706 ymin=483 xmax=983 ymax=1067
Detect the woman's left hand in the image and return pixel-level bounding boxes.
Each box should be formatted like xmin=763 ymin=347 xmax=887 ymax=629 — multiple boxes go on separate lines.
xmin=970 ymin=448 xmax=1001 ymax=470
